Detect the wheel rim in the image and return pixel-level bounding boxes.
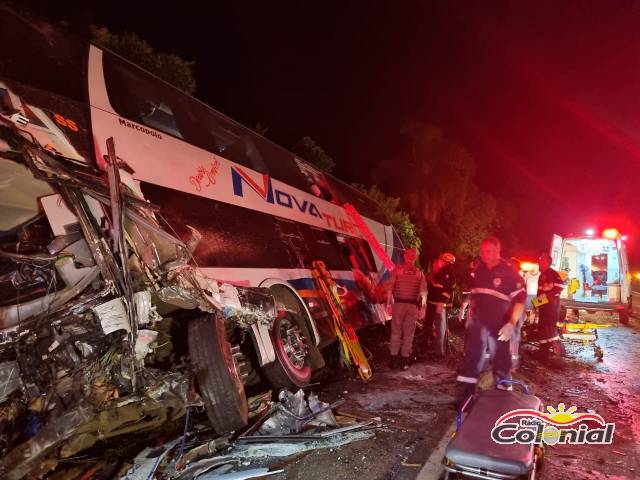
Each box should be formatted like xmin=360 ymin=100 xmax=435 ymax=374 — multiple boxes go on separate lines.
xmin=278 ymin=315 xmax=308 ymax=370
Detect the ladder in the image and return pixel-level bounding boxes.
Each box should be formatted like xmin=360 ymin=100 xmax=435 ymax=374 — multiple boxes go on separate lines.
xmin=311 ymin=260 xmax=372 ymax=381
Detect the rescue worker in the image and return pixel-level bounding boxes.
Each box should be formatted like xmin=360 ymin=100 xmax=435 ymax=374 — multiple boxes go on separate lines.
xmin=426 ymin=252 xmax=456 ymax=357
xmin=386 ymin=248 xmax=427 ymax=370
xmin=454 ymin=237 xmax=526 ymax=407
xmin=535 ymin=253 xmax=564 ymax=357
xmin=457 ymin=257 xmax=480 ymax=325
xmin=523 ymin=263 xmax=541 ymax=324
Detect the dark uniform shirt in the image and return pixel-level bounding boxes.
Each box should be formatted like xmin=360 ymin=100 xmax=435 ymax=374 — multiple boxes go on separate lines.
xmin=538 ymin=267 xmax=564 ymax=305
xmin=428 ymin=265 xmax=456 ymax=304
xmin=461 ymin=269 xmax=475 ymax=295
xmin=471 ymin=259 xmax=526 ymax=332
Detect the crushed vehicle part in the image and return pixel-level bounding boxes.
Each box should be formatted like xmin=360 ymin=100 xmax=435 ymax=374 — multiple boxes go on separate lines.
xmin=307 ymin=391 xmax=339 ymax=427
xmin=0 ymin=361 xmax=21 ymax=402
xmin=0 ymin=397 xmax=22 ymax=457
xmin=122 ymin=437 xmax=182 ymax=480
xmin=0 ymin=120 xmax=278 ymax=477
xmin=174 ymin=436 xmax=231 ymax=472
xmin=135 ymin=329 xmax=159 ymax=360
xmin=198 ymin=467 xmax=284 ymax=480
xmin=257 ymin=390 xmax=309 ymax=436
xmin=253 ymin=389 xmax=344 ymax=437
xmin=0 ymin=404 xmax=95 ymax=480
xmin=172 ymin=457 xmax=240 ymax=480
xmin=237 ymin=429 xmax=376 ymax=457
xmin=247 ymin=390 xmax=272 ymax=419
xmin=175 ymin=430 xmax=374 ymax=479
xmin=0 ymin=266 xmax=100 ymax=332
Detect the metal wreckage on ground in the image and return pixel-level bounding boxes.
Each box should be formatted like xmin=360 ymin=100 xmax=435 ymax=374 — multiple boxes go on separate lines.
xmin=0 ymin=120 xmax=310 ymax=479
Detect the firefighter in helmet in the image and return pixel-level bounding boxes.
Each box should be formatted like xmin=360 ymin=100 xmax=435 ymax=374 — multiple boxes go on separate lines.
xmin=426 ymin=252 xmax=456 ymax=357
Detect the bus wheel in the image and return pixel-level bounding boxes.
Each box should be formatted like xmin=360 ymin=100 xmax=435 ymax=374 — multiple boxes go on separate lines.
xmin=188 ymin=313 xmax=248 ymax=434
xmin=619 ymin=309 xmax=630 ymax=325
xmin=263 ymin=311 xmax=312 ymax=389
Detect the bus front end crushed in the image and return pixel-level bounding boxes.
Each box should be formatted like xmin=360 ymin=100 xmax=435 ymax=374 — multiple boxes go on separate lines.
xmin=0 ymin=122 xmax=276 ymax=479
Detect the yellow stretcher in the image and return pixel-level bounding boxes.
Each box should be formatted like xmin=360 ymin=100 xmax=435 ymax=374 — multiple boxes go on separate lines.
xmin=557 ymin=322 xmax=608 ymax=359
xmin=311 ymin=260 xmax=372 ymax=381
xmin=557 ymin=322 xmax=612 ymax=341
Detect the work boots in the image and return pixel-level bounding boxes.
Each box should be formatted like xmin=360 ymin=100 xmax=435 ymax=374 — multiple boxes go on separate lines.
xmin=400 ymin=356 xmax=410 ymax=371
xmin=389 ymin=355 xmax=400 ymax=370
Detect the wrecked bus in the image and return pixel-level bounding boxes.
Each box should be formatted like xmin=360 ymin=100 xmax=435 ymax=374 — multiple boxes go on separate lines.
xmin=550 ymin=230 xmax=631 ymax=323
xmin=0 ymin=7 xmax=399 ymax=477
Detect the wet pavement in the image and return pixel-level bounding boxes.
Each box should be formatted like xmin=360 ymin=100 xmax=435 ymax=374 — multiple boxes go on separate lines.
xmin=11 ymin=313 xmax=640 ymax=479
xmin=517 ymin=312 xmax=640 ymax=479
xmin=279 ymin=312 xmax=640 ymax=479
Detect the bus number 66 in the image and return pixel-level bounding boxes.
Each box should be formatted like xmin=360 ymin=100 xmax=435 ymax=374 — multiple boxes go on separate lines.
xmin=53 ymin=113 xmax=79 ymax=132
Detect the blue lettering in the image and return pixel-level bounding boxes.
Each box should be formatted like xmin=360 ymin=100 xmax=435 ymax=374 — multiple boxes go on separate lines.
xmin=275 ymin=190 xmax=293 ymax=208
xmin=293 ymin=197 xmax=308 ymax=213
xmin=231 ymin=167 xmax=274 ymax=203
xmin=309 ymin=204 xmax=322 ymax=218
xmin=230 ymin=167 xmax=323 ymax=219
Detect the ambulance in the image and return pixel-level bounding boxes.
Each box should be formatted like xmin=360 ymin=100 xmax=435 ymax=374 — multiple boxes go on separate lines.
xmin=550 ymin=228 xmax=631 ymax=323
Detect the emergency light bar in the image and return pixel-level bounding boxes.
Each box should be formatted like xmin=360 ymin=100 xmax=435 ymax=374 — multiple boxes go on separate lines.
xmin=602 ymin=228 xmax=620 ymax=240
xmin=519 ymin=261 xmax=538 ymax=272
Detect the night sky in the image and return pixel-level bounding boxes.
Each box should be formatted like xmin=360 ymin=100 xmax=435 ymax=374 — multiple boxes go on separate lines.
xmin=26 ymin=0 xmax=640 ymax=263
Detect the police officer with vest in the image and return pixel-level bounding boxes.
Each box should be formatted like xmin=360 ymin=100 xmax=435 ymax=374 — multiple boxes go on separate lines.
xmin=386 ymin=248 xmax=427 ymax=370
xmin=455 ymin=237 xmax=526 ymax=406
xmin=426 ymin=252 xmax=456 ymax=357
xmin=535 ymin=253 xmax=564 ymax=358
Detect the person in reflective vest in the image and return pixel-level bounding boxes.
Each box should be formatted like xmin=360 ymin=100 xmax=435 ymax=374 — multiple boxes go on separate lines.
xmin=535 ymin=253 xmax=564 ymax=357
xmin=386 ymin=248 xmax=427 ymax=370
xmin=454 ymin=237 xmax=526 ymax=406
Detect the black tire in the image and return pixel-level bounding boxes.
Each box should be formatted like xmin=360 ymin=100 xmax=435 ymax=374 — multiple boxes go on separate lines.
xmin=188 ymin=313 xmax=248 ymax=434
xmin=619 ymin=309 xmax=630 ymax=325
xmin=262 ymin=312 xmax=312 ymax=389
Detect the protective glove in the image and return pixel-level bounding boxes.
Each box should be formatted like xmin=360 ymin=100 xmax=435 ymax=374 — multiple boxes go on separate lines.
xmin=385 ymin=302 xmax=393 ymax=318
xmin=497 ymin=322 xmax=515 ymax=341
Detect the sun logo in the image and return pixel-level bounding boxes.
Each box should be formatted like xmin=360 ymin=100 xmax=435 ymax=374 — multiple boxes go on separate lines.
xmin=542 ymin=403 xmax=578 ymax=424
xmin=495 ymin=402 xmax=607 ymax=427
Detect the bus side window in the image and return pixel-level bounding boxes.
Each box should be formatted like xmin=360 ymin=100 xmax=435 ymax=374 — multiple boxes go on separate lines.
xmin=199 ymin=109 xmax=269 ymax=174
xmin=302 ymin=228 xmax=351 ymax=271
xmin=103 ymin=52 xmax=184 ymax=139
xmin=338 ymin=236 xmax=376 ymax=273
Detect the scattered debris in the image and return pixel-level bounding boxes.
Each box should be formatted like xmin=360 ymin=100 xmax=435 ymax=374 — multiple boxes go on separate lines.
xmin=197 ymin=467 xmax=284 ymax=480
xmin=0 ymin=124 xmax=277 ymax=479
xmin=246 ymin=389 xmax=344 ymax=437
xmin=112 ymin=389 xmax=377 ymax=479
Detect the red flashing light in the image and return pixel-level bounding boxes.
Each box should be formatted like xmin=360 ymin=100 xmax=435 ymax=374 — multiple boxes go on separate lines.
xmin=602 ymin=228 xmax=620 ymax=240
xmin=520 ymin=261 xmax=538 ymax=272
